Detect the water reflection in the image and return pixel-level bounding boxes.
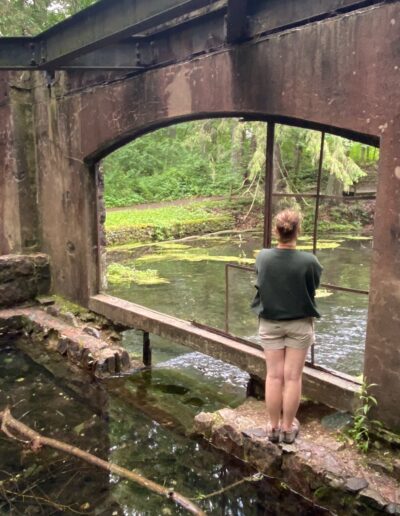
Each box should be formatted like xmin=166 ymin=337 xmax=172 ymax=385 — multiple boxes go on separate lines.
xmin=0 ymin=344 xmax=329 ymax=515
xmin=109 ymin=233 xmax=371 ymax=375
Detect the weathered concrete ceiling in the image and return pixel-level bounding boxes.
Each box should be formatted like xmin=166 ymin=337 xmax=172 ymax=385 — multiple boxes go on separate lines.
xmin=0 ymin=0 xmax=388 ymax=71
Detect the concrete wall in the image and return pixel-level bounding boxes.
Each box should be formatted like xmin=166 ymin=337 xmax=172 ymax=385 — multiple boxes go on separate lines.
xmin=1 ymin=2 xmax=399 ymax=428
xmin=0 ymin=73 xmax=39 ymax=255
xmin=0 ymin=254 xmax=50 ymax=307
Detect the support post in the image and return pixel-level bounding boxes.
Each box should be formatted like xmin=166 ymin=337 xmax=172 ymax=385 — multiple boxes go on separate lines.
xmin=143 ymin=331 xmax=152 ymax=367
xmin=311 ymin=131 xmax=325 ymax=366
xmin=313 ymin=132 xmax=325 ymax=254
xmin=225 ymin=0 xmax=248 ymax=44
xmin=225 ymin=264 xmax=229 ymax=333
xmin=264 ymin=122 xmax=275 ymax=249
xmin=246 ymin=374 xmax=265 ymax=400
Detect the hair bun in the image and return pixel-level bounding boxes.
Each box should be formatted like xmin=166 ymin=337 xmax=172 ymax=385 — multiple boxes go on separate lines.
xmin=274 ymin=209 xmax=301 ymax=242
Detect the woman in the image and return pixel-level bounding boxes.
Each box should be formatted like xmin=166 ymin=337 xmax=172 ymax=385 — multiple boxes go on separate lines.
xmin=251 ymin=209 xmax=322 ymax=444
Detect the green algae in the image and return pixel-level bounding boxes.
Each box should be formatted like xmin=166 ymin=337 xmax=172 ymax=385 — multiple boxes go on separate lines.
xmin=135 ymin=251 xmax=255 ymax=266
xmin=315 ymin=289 xmax=333 ymax=298
xmin=296 ymin=242 xmax=341 ymax=251
xmin=107 ymin=263 xmax=169 ymax=286
xmin=108 ymin=241 xmax=152 ymax=252
xmin=252 ymin=241 xmax=341 ymax=257
xmin=154 ymin=242 xmax=192 ymax=250
xmin=339 ymin=235 xmax=372 ymax=241
xmin=51 ymin=295 xmax=91 ymax=317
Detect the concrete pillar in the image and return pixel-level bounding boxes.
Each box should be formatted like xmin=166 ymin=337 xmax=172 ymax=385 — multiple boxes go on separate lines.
xmin=364 ymin=121 xmax=400 ymax=431
xmin=0 ymin=72 xmax=39 ymax=255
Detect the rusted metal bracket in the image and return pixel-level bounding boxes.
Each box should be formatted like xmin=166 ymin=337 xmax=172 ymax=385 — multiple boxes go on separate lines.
xmin=0 ymin=37 xmax=39 ymax=70
xmin=225 ymin=0 xmax=248 ymax=44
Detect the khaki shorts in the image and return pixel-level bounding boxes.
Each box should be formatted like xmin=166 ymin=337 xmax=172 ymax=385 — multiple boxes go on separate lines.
xmin=259 ymin=317 xmax=315 ymax=350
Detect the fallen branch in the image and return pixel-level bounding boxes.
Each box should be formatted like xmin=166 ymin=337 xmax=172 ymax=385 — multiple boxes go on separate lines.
xmin=0 ymin=408 xmax=205 ymax=516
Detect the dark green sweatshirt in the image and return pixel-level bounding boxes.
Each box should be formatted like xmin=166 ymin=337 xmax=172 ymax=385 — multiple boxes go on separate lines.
xmin=251 ymin=248 xmax=323 ymax=320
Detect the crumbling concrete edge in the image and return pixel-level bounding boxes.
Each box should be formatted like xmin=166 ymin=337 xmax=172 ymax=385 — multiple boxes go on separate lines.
xmin=193 ymin=407 xmax=400 ymax=515
xmin=0 ymin=306 xmax=133 ymax=378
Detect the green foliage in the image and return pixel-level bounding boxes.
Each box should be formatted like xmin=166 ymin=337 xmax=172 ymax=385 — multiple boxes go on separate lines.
xmin=0 ymin=0 xmax=97 ymax=36
xmin=348 ymin=381 xmax=382 ymax=453
xmin=105 ymin=202 xmax=234 ymax=245
xmin=103 ymin=120 xmax=247 ymax=207
xmin=102 ymin=119 xmax=378 ymax=209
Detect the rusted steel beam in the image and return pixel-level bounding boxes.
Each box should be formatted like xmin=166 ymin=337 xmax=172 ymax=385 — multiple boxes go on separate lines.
xmin=0 ymin=0 xmax=388 ymax=72
xmin=36 ymin=0 xmax=220 ymax=69
xmin=0 ymin=0 xmax=386 ymax=72
xmin=225 ymin=0 xmax=248 ymax=44
xmin=0 ymin=37 xmax=38 ymax=70
xmin=248 ymin=0 xmax=388 ymax=40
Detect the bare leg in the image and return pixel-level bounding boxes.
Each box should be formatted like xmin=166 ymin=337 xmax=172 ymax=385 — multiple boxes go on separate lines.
xmin=281 ymin=347 xmax=308 ymax=431
xmin=264 ymin=349 xmax=285 ymax=428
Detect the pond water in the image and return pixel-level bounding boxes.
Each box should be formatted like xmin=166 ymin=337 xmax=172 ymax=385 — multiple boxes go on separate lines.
xmin=0 ymin=343 xmax=330 ymax=515
xmin=108 ymin=232 xmax=372 ymax=376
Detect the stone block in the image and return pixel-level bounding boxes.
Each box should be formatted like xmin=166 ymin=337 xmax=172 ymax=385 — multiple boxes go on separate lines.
xmin=386 ymin=503 xmax=400 ymax=514
xmin=358 ymin=488 xmax=388 ymax=511
xmin=242 ymin=431 xmax=281 ymax=472
xmin=345 ymin=477 xmax=369 ymax=493
xmin=0 ymin=254 xmax=51 ymax=307
xmin=193 ymin=412 xmax=215 ymax=436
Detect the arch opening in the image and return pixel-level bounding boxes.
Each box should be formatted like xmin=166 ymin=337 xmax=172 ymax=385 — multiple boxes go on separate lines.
xmin=93 ymin=116 xmax=379 ymax=380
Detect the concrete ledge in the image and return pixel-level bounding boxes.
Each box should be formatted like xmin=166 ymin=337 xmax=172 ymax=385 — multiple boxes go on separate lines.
xmin=194 ymin=399 xmax=400 ymax=514
xmin=89 ymin=293 xmax=360 ymax=412
xmin=0 ymin=306 xmax=131 ymax=377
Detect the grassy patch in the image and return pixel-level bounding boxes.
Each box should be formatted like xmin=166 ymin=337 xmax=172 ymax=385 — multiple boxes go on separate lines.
xmin=105 ymin=202 xmax=231 ymax=230
xmin=107 ymin=263 xmax=169 ymax=286
xmin=105 ymin=203 xmax=234 ymax=245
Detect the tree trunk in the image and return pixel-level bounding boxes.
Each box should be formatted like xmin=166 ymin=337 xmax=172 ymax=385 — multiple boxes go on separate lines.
xmin=326 ymin=172 xmax=343 ymax=197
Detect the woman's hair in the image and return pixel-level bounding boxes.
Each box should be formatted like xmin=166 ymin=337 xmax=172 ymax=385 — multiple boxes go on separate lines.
xmin=274 ymin=209 xmax=301 ymax=243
